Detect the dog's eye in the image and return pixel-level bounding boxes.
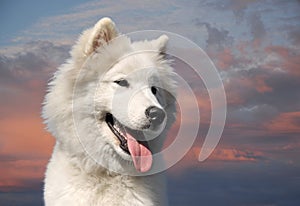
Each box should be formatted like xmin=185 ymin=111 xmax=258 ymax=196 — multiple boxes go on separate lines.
xmin=151 ymin=86 xmax=158 ymax=95
xmin=114 ymin=79 xmax=129 ymax=87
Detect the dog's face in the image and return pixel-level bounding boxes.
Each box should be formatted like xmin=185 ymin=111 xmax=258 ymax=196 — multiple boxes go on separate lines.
xmin=94 ymin=52 xmax=175 ymax=173
xmin=43 ymin=18 xmax=177 ymax=174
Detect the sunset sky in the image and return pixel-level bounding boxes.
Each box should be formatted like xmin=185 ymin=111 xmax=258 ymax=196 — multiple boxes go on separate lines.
xmin=1 ymin=0 xmax=300 ymax=205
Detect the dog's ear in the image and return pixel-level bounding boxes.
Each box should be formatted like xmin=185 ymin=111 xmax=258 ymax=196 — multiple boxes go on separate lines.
xmin=84 ymin=17 xmax=118 ymax=55
xmin=151 ymin=35 xmax=169 ymax=53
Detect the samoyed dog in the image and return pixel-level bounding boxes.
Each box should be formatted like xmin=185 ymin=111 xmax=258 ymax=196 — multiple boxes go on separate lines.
xmin=42 ymin=17 xmax=177 ymax=205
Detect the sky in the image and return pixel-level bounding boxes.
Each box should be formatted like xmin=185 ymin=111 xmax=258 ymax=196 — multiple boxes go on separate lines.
xmin=0 ymin=0 xmax=300 ymax=205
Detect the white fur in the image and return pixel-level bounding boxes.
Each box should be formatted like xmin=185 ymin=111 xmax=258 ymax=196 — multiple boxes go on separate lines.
xmin=42 ymin=17 xmax=177 ymax=206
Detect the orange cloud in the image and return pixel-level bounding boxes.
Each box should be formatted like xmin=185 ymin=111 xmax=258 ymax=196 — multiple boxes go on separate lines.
xmin=254 ymin=75 xmax=273 ymax=93
xmin=264 ymin=111 xmax=300 ymax=133
xmin=224 ymin=74 xmax=272 ymax=106
xmin=0 ymin=114 xmax=54 ymax=157
xmin=167 ymin=146 xmax=263 ymax=175
xmin=0 ymin=159 xmax=48 ymax=192
xmin=0 ymin=113 xmax=54 ymax=191
xmin=225 ymin=88 xmax=246 ymax=105
xmin=189 ymin=147 xmax=263 ymax=162
xmin=209 ymin=148 xmax=263 ymax=162
xmin=216 ymin=48 xmax=235 ymax=70
xmin=265 ymin=45 xmax=300 ymax=76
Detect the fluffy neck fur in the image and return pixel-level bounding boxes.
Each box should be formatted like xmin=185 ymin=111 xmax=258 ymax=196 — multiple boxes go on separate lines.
xmin=44 ymin=143 xmax=168 ymax=206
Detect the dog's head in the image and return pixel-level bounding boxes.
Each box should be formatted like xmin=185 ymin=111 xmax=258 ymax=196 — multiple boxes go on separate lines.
xmin=43 ymin=18 xmax=177 ymax=174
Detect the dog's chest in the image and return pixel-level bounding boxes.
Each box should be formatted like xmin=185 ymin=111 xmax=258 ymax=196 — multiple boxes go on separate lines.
xmin=74 ymin=175 xmax=160 ymax=206
xmin=46 ymin=169 xmax=160 ymax=205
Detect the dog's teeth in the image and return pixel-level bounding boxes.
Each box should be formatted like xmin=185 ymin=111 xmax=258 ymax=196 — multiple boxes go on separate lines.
xmin=116 ymin=125 xmax=121 ymax=134
xmin=120 ymin=127 xmax=127 ymax=137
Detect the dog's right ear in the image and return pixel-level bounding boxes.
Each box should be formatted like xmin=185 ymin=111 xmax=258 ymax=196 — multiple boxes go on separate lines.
xmin=84 ymin=17 xmax=118 ymax=55
xmin=152 ymin=35 xmax=169 ymax=53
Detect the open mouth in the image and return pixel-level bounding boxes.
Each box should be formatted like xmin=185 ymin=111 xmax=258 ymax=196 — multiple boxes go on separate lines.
xmin=105 ymin=113 xmax=130 ymax=154
xmin=105 ymin=113 xmax=153 ymax=172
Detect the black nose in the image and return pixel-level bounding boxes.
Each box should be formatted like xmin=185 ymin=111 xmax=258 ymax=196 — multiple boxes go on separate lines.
xmin=145 ymin=106 xmax=165 ymax=126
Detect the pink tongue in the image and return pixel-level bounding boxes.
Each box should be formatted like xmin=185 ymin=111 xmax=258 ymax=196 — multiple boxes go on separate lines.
xmin=127 ymin=135 xmax=153 ymax=173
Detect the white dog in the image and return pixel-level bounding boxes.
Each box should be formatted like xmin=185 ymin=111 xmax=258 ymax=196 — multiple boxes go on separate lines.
xmin=42 ymin=17 xmax=177 ymax=206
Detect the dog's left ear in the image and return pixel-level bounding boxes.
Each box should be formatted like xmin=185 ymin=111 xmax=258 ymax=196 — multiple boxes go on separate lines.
xmin=84 ymin=17 xmax=118 ymax=55
xmin=152 ymin=35 xmax=169 ymax=53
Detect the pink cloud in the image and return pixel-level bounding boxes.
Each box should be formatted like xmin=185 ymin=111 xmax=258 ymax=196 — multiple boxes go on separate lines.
xmin=187 ymin=147 xmax=263 ymax=162
xmin=0 ymin=159 xmax=48 ymax=192
xmin=167 ymin=146 xmax=264 ymax=175
xmin=214 ymin=48 xmax=235 ymax=70
xmin=264 ymin=111 xmax=300 ymax=133
xmin=224 ymin=74 xmax=272 ymax=106
xmin=253 ymin=75 xmax=273 ymax=93
xmin=0 ymin=114 xmax=54 ymax=157
xmin=209 ymin=148 xmax=263 ymax=162
xmin=0 ymin=114 xmax=54 ymax=191
xmin=265 ymin=45 xmax=300 ymax=76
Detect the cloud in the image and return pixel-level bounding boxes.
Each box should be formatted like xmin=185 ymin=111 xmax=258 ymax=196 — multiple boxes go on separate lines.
xmin=214 ymin=40 xmax=300 ymax=114
xmin=229 ymin=104 xmax=278 ymax=124
xmin=0 ymin=114 xmax=54 ymax=156
xmin=0 ymin=40 xmax=69 ymax=111
xmin=200 ymin=147 xmax=264 ymax=162
xmin=264 ymin=45 xmax=300 ymax=76
xmin=167 ymin=146 xmax=265 ymax=176
xmin=0 ymin=114 xmax=54 ymax=191
xmin=201 ymin=0 xmax=260 ymax=23
xmin=224 ymin=70 xmax=274 ymax=105
xmin=0 ymin=41 xmax=62 ymax=192
xmin=163 ymin=41 xmax=299 ymax=173
xmin=0 ymin=159 xmax=47 ymax=192
xmin=288 ymin=28 xmax=300 ymax=46
xmin=193 ymin=21 xmax=233 ymax=51
xmin=8 ymin=0 xmax=184 ymax=45
xmin=247 ymin=12 xmax=266 ymax=42
xmin=215 ymin=48 xmax=235 ymax=70
xmin=264 ymin=111 xmax=300 ymax=134
xmin=0 ymin=41 xmax=69 ymax=93
xmin=228 ymin=0 xmax=259 ymax=22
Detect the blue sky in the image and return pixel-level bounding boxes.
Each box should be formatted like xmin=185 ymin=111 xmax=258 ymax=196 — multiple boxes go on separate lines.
xmin=0 ymin=0 xmax=300 ymax=205
xmin=1 ymin=0 xmax=299 ymax=49
xmin=0 ymin=0 xmax=87 ymax=46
